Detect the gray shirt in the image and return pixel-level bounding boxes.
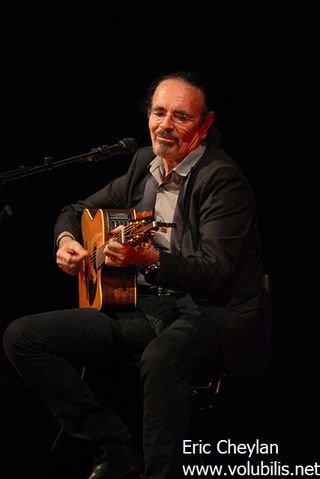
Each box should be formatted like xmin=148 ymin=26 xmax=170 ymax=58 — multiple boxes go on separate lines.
xmin=149 ymin=144 xmax=206 ymax=251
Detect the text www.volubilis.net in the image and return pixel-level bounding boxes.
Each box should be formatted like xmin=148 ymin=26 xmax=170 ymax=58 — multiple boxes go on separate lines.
xmin=182 ymin=461 xmax=320 ymax=477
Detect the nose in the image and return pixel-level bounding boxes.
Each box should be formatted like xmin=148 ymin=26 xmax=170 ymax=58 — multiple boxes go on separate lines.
xmin=159 ymin=113 xmax=174 ymax=129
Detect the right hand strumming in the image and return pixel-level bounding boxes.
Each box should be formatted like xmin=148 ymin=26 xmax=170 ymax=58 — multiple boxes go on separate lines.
xmin=56 ymin=237 xmax=88 ymax=276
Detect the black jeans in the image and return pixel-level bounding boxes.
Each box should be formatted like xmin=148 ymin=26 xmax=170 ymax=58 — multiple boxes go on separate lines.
xmin=3 ymin=293 xmax=221 ymax=479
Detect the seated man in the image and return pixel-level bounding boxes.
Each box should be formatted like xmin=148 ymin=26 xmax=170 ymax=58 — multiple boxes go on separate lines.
xmin=3 ymin=71 xmax=269 ymax=479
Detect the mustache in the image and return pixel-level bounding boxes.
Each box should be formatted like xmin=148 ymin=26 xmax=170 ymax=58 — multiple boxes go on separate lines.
xmin=155 ymin=129 xmax=178 ymax=143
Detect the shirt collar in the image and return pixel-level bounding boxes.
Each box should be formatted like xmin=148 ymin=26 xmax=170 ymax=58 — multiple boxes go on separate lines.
xmin=149 ymin=144 xmax=206 ymax=181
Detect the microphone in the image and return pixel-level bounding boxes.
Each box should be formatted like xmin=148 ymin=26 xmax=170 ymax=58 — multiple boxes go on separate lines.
xmin=92 ymin=138 xmax=138 ymax=161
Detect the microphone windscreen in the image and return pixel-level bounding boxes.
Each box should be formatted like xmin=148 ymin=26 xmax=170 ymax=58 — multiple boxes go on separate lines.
xmin=119 ymin=138 xmax=138 ymax=155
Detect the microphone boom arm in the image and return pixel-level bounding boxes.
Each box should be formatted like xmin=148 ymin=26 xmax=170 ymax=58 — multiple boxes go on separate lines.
xmin=0 ymin=138 xmax=137 ymax=186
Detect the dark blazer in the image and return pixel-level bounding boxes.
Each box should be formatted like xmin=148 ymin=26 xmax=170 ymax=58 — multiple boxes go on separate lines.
xmin=54 ymin=143 xmax=271 ymax=378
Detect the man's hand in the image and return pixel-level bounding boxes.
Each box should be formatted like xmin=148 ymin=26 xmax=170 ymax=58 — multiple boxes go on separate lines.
xmin=103 ymin=226 xmax=159 ymax=268
xmin=56 ymin=236 xmax=88 ymax=276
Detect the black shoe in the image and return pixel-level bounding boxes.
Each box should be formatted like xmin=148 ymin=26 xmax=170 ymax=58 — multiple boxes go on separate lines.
xmin=87 ymin=440 xmax=144 ymax=479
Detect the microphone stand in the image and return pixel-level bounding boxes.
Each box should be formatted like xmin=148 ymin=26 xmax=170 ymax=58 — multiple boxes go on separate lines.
xmin=0 ymin=146 xmax=114 ymax=186
xmin=0 ymin=145 xmax=117 ymax=220
xmin=0 ymin=204 xmax=13 ymax=220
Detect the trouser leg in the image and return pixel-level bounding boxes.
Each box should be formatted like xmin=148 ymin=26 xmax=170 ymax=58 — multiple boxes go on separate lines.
xmin=140 ymin=313 xmax=221 ymax=479
xmin=2 ymin=307 xmax=153 ymax=445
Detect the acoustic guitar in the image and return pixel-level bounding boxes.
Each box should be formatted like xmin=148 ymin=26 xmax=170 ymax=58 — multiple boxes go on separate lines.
xmin=78 ymin=208 xmax=161 ymax=312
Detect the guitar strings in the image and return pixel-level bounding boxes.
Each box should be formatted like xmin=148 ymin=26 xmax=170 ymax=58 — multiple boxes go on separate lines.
xmin=88 ymin=221 xmax=153 ymax=269
xmin=92 ymin=223 xmax=151 ymax=269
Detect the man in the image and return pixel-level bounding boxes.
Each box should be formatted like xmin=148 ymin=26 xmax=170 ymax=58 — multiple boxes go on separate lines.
xmin=3 ymin=71 xmax=270 ymax=479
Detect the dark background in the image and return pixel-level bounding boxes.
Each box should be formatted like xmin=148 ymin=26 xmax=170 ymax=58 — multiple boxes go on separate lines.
xmin=0 ymin=3 xmax=318 ymax=478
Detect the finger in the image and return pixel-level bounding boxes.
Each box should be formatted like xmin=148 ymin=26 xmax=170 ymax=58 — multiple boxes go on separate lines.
xmin=58 ymin=247 xmax=87 ymax=264
xmin=57 ymin=251 xmax=76 ymax=266
xmin=58 ymin=263 xmax=78 ymax=276
xmin=104 ymin=242 xmax=125 ymax=259
xmin=105 ymin=255 xmax=121 ymax=268
xmin=104 ymin=248 xmax=125 ymax=263
xmin=70 ymin=242 xmax=88 ymax=256
xmin=106 ymin=237 xmax=125 ymax=251
xmin=110 ymin=224 xmax=125 ymax=235
xmin=58 ymin=240 xmax=88 ymax=257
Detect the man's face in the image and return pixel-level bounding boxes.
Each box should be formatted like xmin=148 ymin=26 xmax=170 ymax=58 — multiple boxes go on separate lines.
xmin=148 ymin=78 xmax=213 ymax=163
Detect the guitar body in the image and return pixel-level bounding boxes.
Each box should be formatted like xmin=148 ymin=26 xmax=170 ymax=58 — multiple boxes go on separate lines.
xmin=78 ymin=208 xmax=137 ymax=312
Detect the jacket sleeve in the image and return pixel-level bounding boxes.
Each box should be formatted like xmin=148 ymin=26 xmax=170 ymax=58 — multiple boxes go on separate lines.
xmin=53 ymin=153 xmax=140 ymax=244
xmin=157 ymin=163 xmax=259 ymax=303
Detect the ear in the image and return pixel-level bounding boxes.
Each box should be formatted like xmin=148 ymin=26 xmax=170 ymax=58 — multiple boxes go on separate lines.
xmin=200 ymin=111 xmax=215 ymax=139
